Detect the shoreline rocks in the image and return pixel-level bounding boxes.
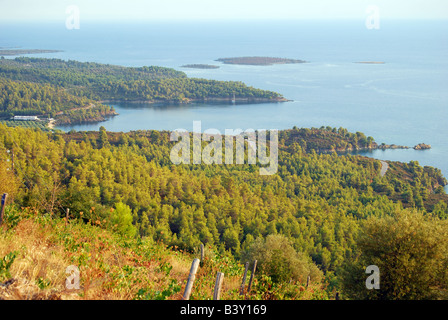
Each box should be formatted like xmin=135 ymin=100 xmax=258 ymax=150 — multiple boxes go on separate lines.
xmin=414 ymin=143 xmax=431 ymax=150
xmin=378 ymin=143 xmax=409 ymax=150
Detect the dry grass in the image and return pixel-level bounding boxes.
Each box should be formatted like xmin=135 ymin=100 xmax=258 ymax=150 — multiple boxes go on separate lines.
xmin=0 ymin=211 xmax=330 ymax=300
xmin=0 ymin=219 xmax=69 ymax=299
xmin=0 ymin=214 xmax=194 ymax=300
xmin=0 ymin=212 xmax=248 ymax=300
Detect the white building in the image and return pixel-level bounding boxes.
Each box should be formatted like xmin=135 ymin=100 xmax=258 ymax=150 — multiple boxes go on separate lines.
xmin=13 ymin=116 xmax=39 ymax=121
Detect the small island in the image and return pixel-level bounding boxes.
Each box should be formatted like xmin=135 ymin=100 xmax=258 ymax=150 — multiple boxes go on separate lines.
xmin=355 ymin=61 xmax=385 ymax=64
xmin=181 ymin=64 xmax=220 ymax=69
xmin=216 ymin=56 xmax=307 ymax=66
xmin=0 ymin=49 xmax=62 ymax=56
xmin=414 ymin=143 xmax=431 ymax=150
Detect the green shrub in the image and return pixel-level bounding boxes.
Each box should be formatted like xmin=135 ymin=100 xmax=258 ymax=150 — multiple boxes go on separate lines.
xmin=0 ymin=251 xmax=17 ymax=281
xmin=340 ymin=209 xmax=448 ymax=300
xmin=110 ymin=202 xmax=137 ymax=238
xmin=134 ymin=279 xmax=181 ymax=300
xmin=241 ymin=234 xmax=323 ymax=284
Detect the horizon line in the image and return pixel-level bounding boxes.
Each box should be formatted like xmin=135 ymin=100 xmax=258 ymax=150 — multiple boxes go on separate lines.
xmin=1 ymin=17 xmax=448 ymax=23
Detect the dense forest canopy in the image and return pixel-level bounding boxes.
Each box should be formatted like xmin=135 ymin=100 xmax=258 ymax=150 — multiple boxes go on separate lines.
xmin=1 ymin=124 xmax=447 ymax=299
xmin=0 ymin=77 xmax=116 ymax=123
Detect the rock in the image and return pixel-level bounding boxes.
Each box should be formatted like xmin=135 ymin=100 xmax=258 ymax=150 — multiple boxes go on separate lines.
xmin=378 ymin=144 xmax=409 ymax=150
xmin=0 ymin=278 xmax=16 ymax=288
xmin=414 ymin=143 xmax=431 ymax=150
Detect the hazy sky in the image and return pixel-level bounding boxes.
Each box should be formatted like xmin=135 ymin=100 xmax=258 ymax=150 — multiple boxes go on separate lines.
xmin=0 ymin=0 xmax=447 ymax=21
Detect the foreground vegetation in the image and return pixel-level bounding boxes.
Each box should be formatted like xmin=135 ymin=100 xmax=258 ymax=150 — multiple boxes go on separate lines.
xmin=0 ymin=206 xmax=328 ymax=300
xmin=1 ymin=124 xmax=447 ymax=300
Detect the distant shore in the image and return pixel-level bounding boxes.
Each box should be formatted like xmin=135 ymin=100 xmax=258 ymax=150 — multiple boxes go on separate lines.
xmin=216 ymin=56 xmax=307 ymax=66
xmin=100 ymin=96 xmax=289 ymax=105
xmin=0 ymin=49 xmax=62 ymax=56
xmin=181 ymin=64 xmax=220 ymax=69
xmin=321 ymin=142 xmax=431 ymax=154
xmin=354 ymin=61 xmax=385 ymax=64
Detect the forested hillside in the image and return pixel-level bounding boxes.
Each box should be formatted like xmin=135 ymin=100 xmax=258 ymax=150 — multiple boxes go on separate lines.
xmin=0 ymin=78 xmax=116 ymax=123
xmin=0 ymin=57 xmax=284 ymax=125
xmin=1 ymin=124 xmax=447 ymax=299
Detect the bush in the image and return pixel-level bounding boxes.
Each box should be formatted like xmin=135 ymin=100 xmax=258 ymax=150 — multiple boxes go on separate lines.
xmin=0 ymin=160 xmax=19 ymax=199
xmin=340 ymin=209 xmax=448 ymax=300
xmin=241 ymin=234 xmax=323 ymax=284
xmin=110 ymin=202 xmax=137 ymax=238
xmin=0 ymin=251 xmax=17 ymax=281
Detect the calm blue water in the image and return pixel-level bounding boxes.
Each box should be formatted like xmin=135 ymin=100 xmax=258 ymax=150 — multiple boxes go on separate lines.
xmin=1 ymin=20 xmax=447 ymax=185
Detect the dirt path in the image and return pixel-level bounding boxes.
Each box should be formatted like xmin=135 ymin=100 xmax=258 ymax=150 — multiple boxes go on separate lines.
xmin=54 ymin=103 xmax=96 ymax=116
xmin=380 ymin=160 xmax=389 ymax=177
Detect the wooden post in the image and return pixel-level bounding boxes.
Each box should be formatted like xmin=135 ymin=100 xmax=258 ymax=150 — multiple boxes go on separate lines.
xmin=183 ymin=258 xmax=200 ymax=300
xmin=239 ymin=262 xmax=249 ymax=295
xmin=0 ymin=193 xmax=8 ymax=226
xmin=200 ymin=243 xmax=204 ymax=265
xmin=213 ymin=272 xmax=225 ymax=300
xmin=306 ymin=275 xmax=310 ymax=288
xmin=65 ymin=208 xmax=70 ymax=226
xmin=247 ymin=260 xmax=257 ymax=293
xmin=11 ymin=148 xmax=14 ymax=173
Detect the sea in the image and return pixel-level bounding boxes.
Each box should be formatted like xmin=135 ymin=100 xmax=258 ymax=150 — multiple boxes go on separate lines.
xmin=0 ymin=19 xmax=447 ymax=187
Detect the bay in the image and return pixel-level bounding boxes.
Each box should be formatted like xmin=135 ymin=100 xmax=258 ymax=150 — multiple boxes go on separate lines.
xmin=0 ymin=19 xmax=447 ymax=187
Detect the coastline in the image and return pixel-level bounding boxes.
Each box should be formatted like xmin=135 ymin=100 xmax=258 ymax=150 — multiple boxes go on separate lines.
xmin=319 ymin=142 xmax=431 ymax=154
xmin=0 ymin=49 xmax=63 ymax=56
xmin=100 ymin=96 xmax=290 ymax=105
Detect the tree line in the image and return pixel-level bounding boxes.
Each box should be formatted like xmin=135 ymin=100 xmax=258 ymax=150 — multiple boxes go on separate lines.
xmin=1 ymin=124 xmax=447 ymax=298
xmin=0 ymin=57 xmax=283 ymax=112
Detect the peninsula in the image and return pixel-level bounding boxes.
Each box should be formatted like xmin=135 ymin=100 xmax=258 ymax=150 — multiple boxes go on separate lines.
xmin=281 ymin=127 xmax=433 ymax=154
xmin=216 ymin=56 xmax=307 ymax=66
xmin=181 ymin=64 xmax=220 ymax=69
xmin=0 ymin=57 xmax=286 ymax=125
xmin=0 ymin=49 xmax=62 ymax=56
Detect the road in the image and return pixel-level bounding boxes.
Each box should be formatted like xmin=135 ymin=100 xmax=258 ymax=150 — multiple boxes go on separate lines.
xmin=380 ymin=160 xmax=389 ymax=177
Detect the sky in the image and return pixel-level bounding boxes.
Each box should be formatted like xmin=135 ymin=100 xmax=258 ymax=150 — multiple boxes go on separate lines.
xmin=0 ymin=0 xmax=447 ymax=21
